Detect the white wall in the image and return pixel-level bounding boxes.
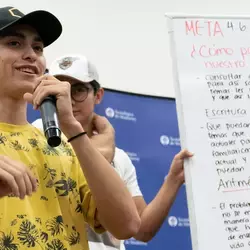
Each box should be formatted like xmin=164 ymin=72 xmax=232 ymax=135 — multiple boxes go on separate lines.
xmin=2 ymin=0 xmax=250 ymax=97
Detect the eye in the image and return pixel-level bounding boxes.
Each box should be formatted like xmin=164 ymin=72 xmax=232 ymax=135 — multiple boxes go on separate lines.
xmin=8 ymin=41 xmax=21 ymax=47
xmin=77 ymin=86 xmax=88 ymax=92
xmin=72 ymin=84 xmax=89 ymax=93
xmin=33 ymin=45 xmax=43 ymax=52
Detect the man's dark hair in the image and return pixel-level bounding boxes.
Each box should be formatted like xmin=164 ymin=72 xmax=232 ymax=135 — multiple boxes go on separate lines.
xmin=90 ymin=80 xmax=101 ymax=94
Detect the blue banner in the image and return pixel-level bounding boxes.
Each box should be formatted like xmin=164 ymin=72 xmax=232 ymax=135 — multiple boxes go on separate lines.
xmin=27 ymin=89 xmax=191 ymax=250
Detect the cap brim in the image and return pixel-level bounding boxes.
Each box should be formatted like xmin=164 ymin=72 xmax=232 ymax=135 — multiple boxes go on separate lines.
xmin=54 ymin=74 xmax=100 ymax=90
xmin=1 ymin=10 xmax=62 ymax=47
xmin=54 ymin=74 xmax=94 ymax=83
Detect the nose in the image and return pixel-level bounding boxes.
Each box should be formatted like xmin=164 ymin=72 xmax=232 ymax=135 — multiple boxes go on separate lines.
xmin=71 ymin=96 xmax=76 ymax=106
xmin=22 ymin=46 xmax=37 ymax=63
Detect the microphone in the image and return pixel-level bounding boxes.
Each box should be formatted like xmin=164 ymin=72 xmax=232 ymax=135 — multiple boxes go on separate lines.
xmin=40 ymin=95 xmax=61 ymax=147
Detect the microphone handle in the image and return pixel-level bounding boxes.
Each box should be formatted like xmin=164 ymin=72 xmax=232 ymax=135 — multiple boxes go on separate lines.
xmin=40 ymin=96 xmax=61 ymax=147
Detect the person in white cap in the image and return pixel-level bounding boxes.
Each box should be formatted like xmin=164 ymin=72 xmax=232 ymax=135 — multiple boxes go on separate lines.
xmin=32 ymin=54 xmax=193 ymax=250
xmin=0 ymin=6 xmax=141 ymax=250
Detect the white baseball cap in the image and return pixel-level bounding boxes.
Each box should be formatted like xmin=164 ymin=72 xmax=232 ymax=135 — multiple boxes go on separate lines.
xmin=49 ymin=54 xmax=99 ymax=84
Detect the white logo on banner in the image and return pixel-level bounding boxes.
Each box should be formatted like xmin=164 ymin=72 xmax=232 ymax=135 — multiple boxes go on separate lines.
xmin=160 ymin=135 xmax=170 ymax=145
xmin=124 ymin=238 xmax=148 ymax=246
xmin=105 ymin=107 xmax=115 ymax=118
xmin=160 ymin=135 xmax=180 ymax=146
xmin=168 ymin=216 xmax=190 ymax=227
xmin=105 ymin=107 xmax=136 ymax=122
xmin=126 ymin=152 xmax=140 ymax=162
xmin=168 ymin=216 xmax=178 ymax=227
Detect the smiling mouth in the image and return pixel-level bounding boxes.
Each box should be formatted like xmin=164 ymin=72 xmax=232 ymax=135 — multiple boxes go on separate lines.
xmin=16 ymin=67 xmax=37 ymax=75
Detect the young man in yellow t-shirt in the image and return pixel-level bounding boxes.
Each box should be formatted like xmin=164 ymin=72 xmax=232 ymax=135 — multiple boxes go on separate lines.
xmin=0 ymin=6 xmax=140 ymax=250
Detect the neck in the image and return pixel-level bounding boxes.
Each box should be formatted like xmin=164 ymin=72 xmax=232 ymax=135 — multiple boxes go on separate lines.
xmin=80 ymin=114 xmax=95 ymax=137
xmin=0 ymin=97 xmax=28 ymax=125
xmin=83 ymin=120 xmax=94 ymax=137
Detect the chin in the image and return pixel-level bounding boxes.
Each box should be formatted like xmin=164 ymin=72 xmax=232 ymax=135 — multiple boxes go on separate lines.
xmin=15 ymin=80 xmax=35 ymax=93
xmin=7 ymin=84 xmax=33 ymax=100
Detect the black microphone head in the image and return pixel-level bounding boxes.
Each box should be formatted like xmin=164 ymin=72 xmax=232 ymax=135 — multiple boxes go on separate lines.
xmin=40 ymin=95 xmax=62 ymax=147
xmin=45 ymin=128 xmax=61 ymax=147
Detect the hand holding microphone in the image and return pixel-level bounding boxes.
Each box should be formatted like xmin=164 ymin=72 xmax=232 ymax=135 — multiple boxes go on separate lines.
xmin=24 ymin=74 xmax=82 ymax=146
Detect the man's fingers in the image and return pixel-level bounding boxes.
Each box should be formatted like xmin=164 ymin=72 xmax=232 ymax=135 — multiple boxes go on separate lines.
xmin=0 ymin=168 xmax=19 ymax=197
xmin=1 ymin=156 xmax=37 ymax=197
xmin=12 ymin=161 xmax=37 ymax=195
xmin=26 ymin=169 xmax=37 ymax=192
xmin=92 ymin=113 xmax=98 ymax=121
xmin=92 ymin=115 xmax=109 ymax=133
xmin=10 ymin=167 xmax=27 ymax=200
xmin=0 ymin=160 xmax=25 ymax=197
xmin=92 ymin=114 xmax=105 ymax=126
xmin=178 ymin=149 xmax=194 ymax=160
xmin=23 ymin=173 xmax=33 ymax=196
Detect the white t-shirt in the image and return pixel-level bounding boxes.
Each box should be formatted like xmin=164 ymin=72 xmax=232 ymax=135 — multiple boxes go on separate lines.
xmin=31 ymin=118 xmax=142 ymax=250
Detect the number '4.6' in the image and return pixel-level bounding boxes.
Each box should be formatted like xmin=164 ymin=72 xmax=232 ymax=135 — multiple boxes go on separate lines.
xmin=227 ymin=21 xmax=246 ymax=31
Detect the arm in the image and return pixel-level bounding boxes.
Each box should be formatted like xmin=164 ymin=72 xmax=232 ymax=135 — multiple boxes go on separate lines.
xmin=25 ymin=76 xmax=141 ymax=240
xmin=133 ymin=176 xmax=181 ymax=242
xmin=67 ymin=122 xmax=140 ymax=239
xmin=32 ymin=117 xmax=138 ymax=238
xmin=129 ymin=150 xmax=193 ymax=242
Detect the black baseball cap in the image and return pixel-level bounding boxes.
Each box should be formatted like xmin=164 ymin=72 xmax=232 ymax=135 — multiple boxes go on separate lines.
xmin=0 ymin=6 xmax=62 ymax=47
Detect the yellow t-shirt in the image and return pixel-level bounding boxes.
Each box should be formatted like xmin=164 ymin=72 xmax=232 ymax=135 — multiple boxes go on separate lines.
xmin=0 ymin=122 xmax=104 ymax=250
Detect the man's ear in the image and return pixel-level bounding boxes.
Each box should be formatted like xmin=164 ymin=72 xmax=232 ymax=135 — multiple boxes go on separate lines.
xmin=95 ymin=88 xmax=104 ymax=104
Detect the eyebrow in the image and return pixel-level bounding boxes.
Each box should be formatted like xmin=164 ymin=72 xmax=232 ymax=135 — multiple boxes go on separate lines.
xmin=0 ymin=30 xmax=43 ymax=43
